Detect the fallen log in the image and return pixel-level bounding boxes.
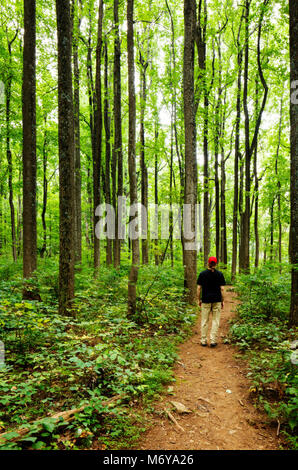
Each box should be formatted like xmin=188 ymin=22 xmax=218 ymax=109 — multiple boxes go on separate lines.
xmin=0 ymin=394 xmax=123 ymax=445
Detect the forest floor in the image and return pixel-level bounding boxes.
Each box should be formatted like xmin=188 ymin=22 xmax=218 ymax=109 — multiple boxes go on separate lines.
xmin=136 ymin=289 xmax=281 ymax=450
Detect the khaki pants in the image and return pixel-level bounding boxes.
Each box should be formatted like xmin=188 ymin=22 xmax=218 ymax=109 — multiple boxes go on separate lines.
xmin=200 ymin=302 xmax=221 ymax=344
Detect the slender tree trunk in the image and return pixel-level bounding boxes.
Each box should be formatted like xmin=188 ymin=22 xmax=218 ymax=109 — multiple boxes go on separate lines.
xmin=232 ymin=15 xmax=243 ymax=279
xmin=220 ymin=97 xmax=228 ymax=266
xmin=254 ymin=143 xmax=259 ymax=268
xmin=6 ymin=30 xmax=18 ymax=263
xmin=72 ymin=0 xmax=82 ymax=264
xmin=276 ymin=98 xmax=283 ymax=267
xmin=104 ymin=39 xmax=112 ymax=265
xmin=17 ymin=166 xmax=22 ymax=257
xmin=85 ymin=11 xmax=95 ymax=253
xmin=56 ymin=0 xmax=75 ymax=315
xmin=270 ymin=198 xmax=274 ymax=261
xmin=154 ymin=122 xmax=159 ymax=266
xmin=167 ymin=0 xmax=186 ymax=269
xmin=254 ymin=80 xmax=260 ymax=268
xmin=203 ymin=87 xmax=210 ymax=265
xmin=113 ymin=0 xmax=123 ymax=268
xmin=289 ymin=0 xmax=298 ymax=327
xmin=139 ymin=57 xmax=149 ymax=265
xmin=127 ymin=0 xmax=139 ymax=316
xmin=41 ymin=118 xmax=48 ymax=258
xmin=198 ymin=0 xmax=210 ymax=267
xmin=93 ymin=0 xmax=103 ymax=270
xmin=241 ymin=0 xmax=250 ymax=273
xmin=183 ymin=0 xmax=197 ymax=304
xmin=170 ymin=102 xmax=174 ymax=267
xmin=241 ymin=0 xmax=269 ymax=273
xmin=214 ymin=84 xmax=221 ymax=261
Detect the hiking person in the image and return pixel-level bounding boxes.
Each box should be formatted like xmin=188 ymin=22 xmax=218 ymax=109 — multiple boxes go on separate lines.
xmin=197 ymin=256 xmax=226 ymax=347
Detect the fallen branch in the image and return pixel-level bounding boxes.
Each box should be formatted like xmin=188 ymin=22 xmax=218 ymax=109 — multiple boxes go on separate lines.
xmin=197 ymin=396 xmax=214 ymax=407
xmin=276 ymin=419 xmax=280 ymax=437
xmin=0 ymin=394 xmax=123 ymax=445
xmin=164 ymin=408 xmax=185 ymax=433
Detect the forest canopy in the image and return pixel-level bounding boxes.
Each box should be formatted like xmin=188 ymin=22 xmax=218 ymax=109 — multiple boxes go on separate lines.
xmin=0 ymin=0 xmax=297 ymax=451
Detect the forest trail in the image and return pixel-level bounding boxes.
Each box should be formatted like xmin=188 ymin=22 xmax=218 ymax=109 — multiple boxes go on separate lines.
xmin=137 ymin=289 xmax=280 ymax=450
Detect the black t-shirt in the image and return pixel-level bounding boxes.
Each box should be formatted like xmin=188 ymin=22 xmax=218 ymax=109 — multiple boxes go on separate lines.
xmin=197 ymin=269 xmax=226 ymax=303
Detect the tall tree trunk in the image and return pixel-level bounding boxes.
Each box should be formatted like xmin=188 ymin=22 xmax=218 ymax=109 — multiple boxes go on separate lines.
xmin=139 ymin=55 xmax=149 ymax=265
xmin=85 ymin=9 xmax=95 ymax=253
xmin=220 ymin=89 xmax=228 ymax=266
xmin=170 ymin=102 xmax=174 ymax=267
xmin=183 ymin=0 xmax=197 ymax=304
xmin=199 ymin=0 xmax=210 ymax=267
xmin=127 ymin=0 xmax=139 ymax=316
xmin=253 ymin=143 xmax=259 ymax=268
xmin=56 ymin=0 xmax=75 ymax=315
xmin=113 ymin=0 xmax=123 ymax=268
xmin=241 ymin=0 xmax=269 ymax=273
xmin=104 ymin=39 xmax=112 ymax=265
xmin=17 ymin=166 xmax=22 ymax=258
xmin=166 ymin=0 xmax=186 ymax=269
xmin=154 ymin=121 xmax=159 ymax=266
xmin=93 ymin=0 xmax=103 ymax=270
xmin=231 ymin=14 xmax=243 ymax=280
xmin=6 ymin=30 xmax=18 ymax=263
xmin=254 ymin=79 xmax=260 ymax=268
xmin=214 ymin=62 xmax=221 ymax=262
xmin=289 ymin=0 xmax=298 ymax=327
xmin=276 ymin=98 xmax=283 ymax=268
xmin=41 ymin=118 xmax=48 ymax=258
xmin=72 ymin=0 xmax=82 ymax=264
xmin=241 ymin=0 xmax=250 ymax=273
xmin=270 ymin=198 xmax=274 ymax=261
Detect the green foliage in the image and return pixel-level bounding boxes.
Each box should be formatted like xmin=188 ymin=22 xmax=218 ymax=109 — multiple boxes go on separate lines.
xmin=228 ymin=266 xmax=297 ymax=449
xmin=0 ymin=260 xmax=196 ymax=450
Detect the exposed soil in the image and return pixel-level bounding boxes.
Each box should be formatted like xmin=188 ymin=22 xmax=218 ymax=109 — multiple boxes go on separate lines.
xmin=137 ymin=289 xmax=280 ymax=450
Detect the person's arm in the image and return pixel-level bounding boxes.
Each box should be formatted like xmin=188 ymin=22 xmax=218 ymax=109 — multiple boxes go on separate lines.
xmin=197 ymin=285 xmax=202 ymax=306
xmin=220 ymin=272 xmax=226 ymax=309
xmin=220 ymin=286 xmax=224 ymax=309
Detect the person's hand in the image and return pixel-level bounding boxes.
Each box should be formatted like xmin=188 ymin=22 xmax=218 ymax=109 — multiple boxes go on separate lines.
xmin=198 ymin=299 xmax=202 ymax=307
xmin=221 ymin=301 xmax=224 ymax=309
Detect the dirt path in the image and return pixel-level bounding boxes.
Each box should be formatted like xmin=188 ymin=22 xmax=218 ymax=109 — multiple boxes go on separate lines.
xmin=137 ymin=290 xmax=280 ymax=450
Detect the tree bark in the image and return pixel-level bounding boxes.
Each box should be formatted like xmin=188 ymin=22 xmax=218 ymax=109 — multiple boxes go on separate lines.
xmin=72 ymin=0 xmax=82 ymax=264
xmin=139 ymin=53 xmax=149 ymax=265
xmin=254 ymin=79 xmax=259 ymax=268
xmin=104 ymin=39 xmax=112 ymax=266
xmin=240 ymin=0 xmax=269 ymax=272
xmin=56 ymin=0 xmax=75 ymax=315
xmin=113 ymin=0 xmax=123 ymax=268
xmin=93 ymin=0 xmax=103 ymax=270
xmin=183 ymin=0 xmax=197 ymax=304
xmin=127 ymin=0 xmax=139 ymax=316
xmin=289 ymin=0 xmax=298 ymax=327
xmin=154 ymin=121 xmax=159 ymax=265
xmin=6 ymin=30 xmax=18 ymax=263
xmin=241 ymin=0 xmax=250 ymax=273
xmin=40 ymin=118 xmax=48 ymax=258
xmin=231 ymin=13 xmax=243 ymax=280
xmin=275 ymin=98 xmax=283 ymax=268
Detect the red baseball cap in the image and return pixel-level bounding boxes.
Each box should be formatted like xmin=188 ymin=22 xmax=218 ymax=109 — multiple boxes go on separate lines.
xmin=208 ymin=256 xmax=217 ymax=264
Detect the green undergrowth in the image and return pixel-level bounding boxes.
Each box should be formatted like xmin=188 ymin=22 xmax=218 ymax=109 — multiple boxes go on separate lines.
xmin=226 ymin=264 xmax=298 ymax=449
xmin=0 ymin=258 xmax=196 ymax=450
